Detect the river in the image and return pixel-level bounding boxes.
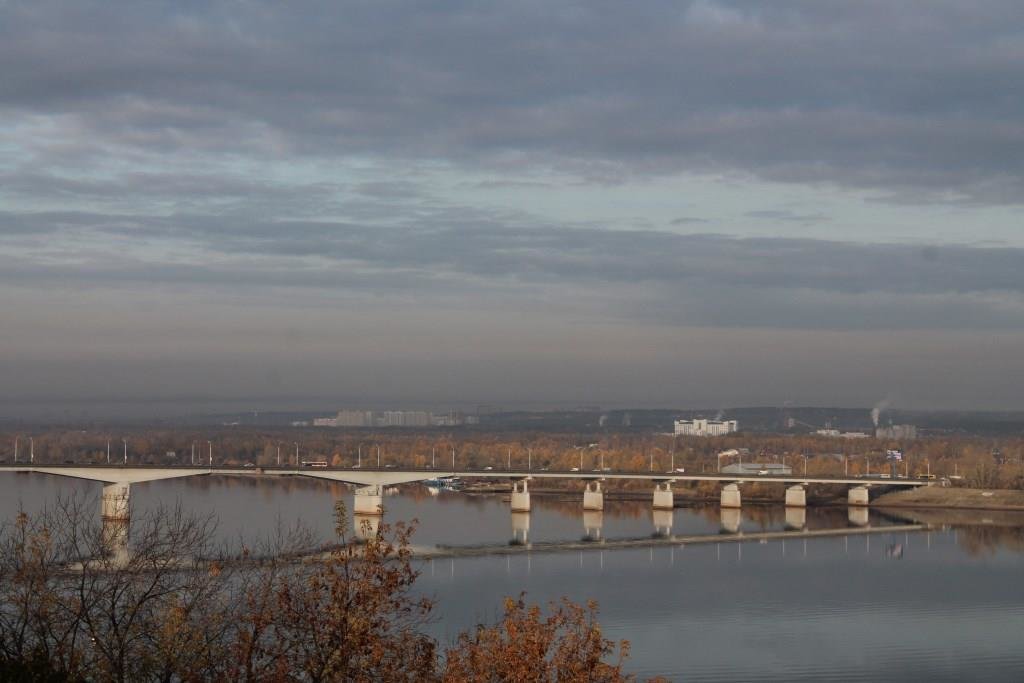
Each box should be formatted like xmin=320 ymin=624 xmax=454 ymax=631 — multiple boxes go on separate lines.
xmin=1 ymin=473 xmax=1022 ymax=680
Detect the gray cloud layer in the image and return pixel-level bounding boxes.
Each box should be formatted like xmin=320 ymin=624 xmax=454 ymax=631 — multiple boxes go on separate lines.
xmin=3 ymin=1 xmax=1024 ymax=411
xmin=2 ymin=1 xmax=1024 ymax=202
xmin=4 ymin=208 xmax=1023 ymax=331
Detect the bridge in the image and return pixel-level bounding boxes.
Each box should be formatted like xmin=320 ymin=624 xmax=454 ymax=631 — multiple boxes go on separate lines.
xmin=0 ymin=462 xmax=926 ymax=518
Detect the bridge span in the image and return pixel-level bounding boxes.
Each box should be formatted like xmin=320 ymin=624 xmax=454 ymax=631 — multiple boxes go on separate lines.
xmin=0 ymin=462 xmax=926 ymax=516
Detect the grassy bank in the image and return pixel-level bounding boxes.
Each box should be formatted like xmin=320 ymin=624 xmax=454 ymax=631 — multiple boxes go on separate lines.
xmin=873 ymin=486 xmax=1024 ymax=511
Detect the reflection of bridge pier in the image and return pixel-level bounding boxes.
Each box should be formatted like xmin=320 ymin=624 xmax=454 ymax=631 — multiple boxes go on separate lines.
xmin=652 ymin=509 xmax=673 ymax=538
xmin=583 ymin=480 xmax=604 ymax=511
xmin=353 ymin=514 xmax=381 ymax=541
xmin=583 ymin=510 xmax=603 ymax=542
xmin=785 ymin=506 xmax=807 ymax=530
xmin=848 ymin=506 xmax=870 ymax=527
xmin=511 ymin=511 xmax=530 ymax=546
xmin=720 ymin=507 xmax=742 ymax=533
xmin=101 ymin=482 xmax=131 ymax=563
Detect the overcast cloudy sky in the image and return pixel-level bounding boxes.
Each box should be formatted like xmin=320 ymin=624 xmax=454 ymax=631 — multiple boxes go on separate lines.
xmin=2 ymin=1 xmax=1023 ymax=416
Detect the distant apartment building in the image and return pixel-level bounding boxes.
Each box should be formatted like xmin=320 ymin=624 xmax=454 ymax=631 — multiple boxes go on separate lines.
xmin=674 ymin=418 xmax=739 ymax=437
xmin=317 ymin=409 xmax=465 ymax=428
xmin=876 ymin=424 xmax=918 ymax=440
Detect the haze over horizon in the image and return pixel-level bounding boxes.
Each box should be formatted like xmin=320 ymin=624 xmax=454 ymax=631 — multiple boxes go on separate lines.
xmin=3 ymin=1 xmax=1024 ymax=417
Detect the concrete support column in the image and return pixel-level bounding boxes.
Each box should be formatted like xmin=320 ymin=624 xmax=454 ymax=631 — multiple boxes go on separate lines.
xmin=353 ymin=485 xmax=384 ymax=515
xmin=583 ymin=510 xmax=603 ymax=542
xmin=785 ymin=485 xmax=807 ymax=508
xmin=102 ymin=482 xmax=131 ymax=522
xmin=720 ymin=483 xmax=741 ymax=509
xmin=652 ymin=482 xmax=674 ymax=510
xmin=652 ymin=509 xmax=673 ymax=538
xmin=848 ymin=485 xmax=870 ymax=507
xmin=583 ymin=480 xmax=604 ymax=511
xmin=510 ymin=479 xmax=531 ymax=512
xmin=511 ymin=511 xmax=530 ymax=546
xmin=101 ymin=483 xmax=130 ymax=563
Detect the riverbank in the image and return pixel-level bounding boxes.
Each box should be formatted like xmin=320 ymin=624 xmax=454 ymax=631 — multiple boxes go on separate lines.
xmin=872 ymin=486 xmax=1024 ymax=511
xmin=470 ymin=482 xmax=1024 ymax=511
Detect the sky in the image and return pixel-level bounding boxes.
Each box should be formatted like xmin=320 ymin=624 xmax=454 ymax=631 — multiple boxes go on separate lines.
xmin=2 ymin=1 xmax=1024 ymax=417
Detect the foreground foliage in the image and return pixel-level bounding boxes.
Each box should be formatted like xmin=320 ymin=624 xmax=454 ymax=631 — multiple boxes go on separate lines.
xmin=0 ymin=497 xmax=639 ymax=681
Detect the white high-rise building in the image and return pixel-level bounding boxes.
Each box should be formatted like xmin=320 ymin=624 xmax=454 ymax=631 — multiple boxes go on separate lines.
xmin=674 ymin=418 xmax=738 ymax=437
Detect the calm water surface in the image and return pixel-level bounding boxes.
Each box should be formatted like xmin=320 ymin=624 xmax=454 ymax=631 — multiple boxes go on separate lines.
xmin=2 ymin=473 xmax=1023 ymax=681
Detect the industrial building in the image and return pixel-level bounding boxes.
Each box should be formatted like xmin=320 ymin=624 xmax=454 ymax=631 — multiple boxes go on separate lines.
xmin=876 ymin=424 xmax=918 ymax=440
xmin=674 ymin=418 xmax=739 ymax=437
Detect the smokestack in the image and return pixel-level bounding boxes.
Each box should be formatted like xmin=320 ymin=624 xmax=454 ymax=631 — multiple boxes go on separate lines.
xmin=871 ymin=398 xmax=892 ymax=427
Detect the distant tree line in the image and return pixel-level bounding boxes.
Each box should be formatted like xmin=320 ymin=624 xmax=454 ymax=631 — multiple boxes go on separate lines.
xmin=2 ymin=428 xmax=1023 ymax=489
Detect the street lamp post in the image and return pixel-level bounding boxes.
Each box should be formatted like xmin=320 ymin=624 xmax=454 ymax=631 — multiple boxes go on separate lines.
xmin=528 ymin=448 xmax=532 ymax=470
xmin=452 ymin=446 xmax=455 ymax=470
xmin=803 ymin=454 xmax=808 ymax=476
xmin=208 ymin=441 xmax=213 ymax=467
xmin=294 ymin=442 xmax=299 ymax=467
xmin=191 ymin=442 xmax=196 ymax=466
xmin=13 ymin=436 xmax=17 ymax=463
xmin=277 ymin=444 xmax=281 ymax=466
xmin=376 ymin=446 xmax=380 ymax=468
xmin=431 ymin=447 xmax=435 ymax=469
xmin=507 ymin=447 xmax=511 ymax=471
xmin=107 ymin=441 xmax=111 ymax=464
xmin=122 ymin=439 xmax=127 ymax=465
xmin=30 ymin=437 xmax=34 ymax=464
xmin=358 ymin=445 xmax=362 ymax=468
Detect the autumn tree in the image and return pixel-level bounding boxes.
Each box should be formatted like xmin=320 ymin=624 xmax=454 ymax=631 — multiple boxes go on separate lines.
xmin=443 ymin=595 xmax=632 ymax=683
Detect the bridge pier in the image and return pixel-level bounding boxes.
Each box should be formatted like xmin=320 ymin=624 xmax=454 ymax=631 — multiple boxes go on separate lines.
xmin=720 ymin=507 xmax=741 ymax=533
xmin=583 ymin=510 xmax=603 ymax=542
xmin=510 ymin=479 xmax=531 ymax=512
xmin=785 ymin=507 xmax=807 ymax=530
xmin=583 ymin=481 xmax=604 ymax=511
xmin=101 ymin=483 xmax=131 ymax=563
xmin=511 ymin=511 xmax=530 ymax=546
xmin=102 ymin=482 xmax=131 ymax=522
xmin=652 ymin=509 xmax=673 ymax=538
xmin=848 ymin=485 xmax=870 ymax=507
xmin=353 ymin=485 xmax=384 ymax=515
xmin=652 ymin=481 xmax=674 ymax=510
xmin=720 ymin=483 xmax=741 ymax=509
xmin=785 ymin=484 xmax=807 ymax=508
